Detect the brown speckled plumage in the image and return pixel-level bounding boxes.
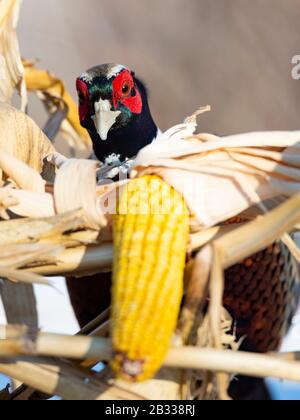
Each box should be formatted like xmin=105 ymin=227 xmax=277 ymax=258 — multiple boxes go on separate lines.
xmin=224 ymin=242 xmax=300 ymax=353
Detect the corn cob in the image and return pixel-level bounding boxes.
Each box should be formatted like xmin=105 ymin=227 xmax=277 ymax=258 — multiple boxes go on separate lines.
xmin=111 ymin=175 xmax=189 ymax=382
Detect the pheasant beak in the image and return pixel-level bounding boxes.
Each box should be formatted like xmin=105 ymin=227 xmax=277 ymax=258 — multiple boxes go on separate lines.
xmin=92 ymin=99 xmax=121 ymax=141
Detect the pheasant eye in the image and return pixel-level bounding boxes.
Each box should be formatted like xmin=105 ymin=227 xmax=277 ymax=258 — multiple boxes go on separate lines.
xmin=122 ymin=81 xmax=132 ymax=97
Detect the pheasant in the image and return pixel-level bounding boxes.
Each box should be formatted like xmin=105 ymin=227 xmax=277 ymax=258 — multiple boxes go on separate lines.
xmin=67 ymin=63 xmax=299 ymax=399
xmin=76 ymin=63 xmax=159 ymax=163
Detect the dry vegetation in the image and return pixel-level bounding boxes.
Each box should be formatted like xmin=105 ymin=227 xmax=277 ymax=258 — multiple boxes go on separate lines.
xmin=1 ymin=0 xmax=300 ymax=400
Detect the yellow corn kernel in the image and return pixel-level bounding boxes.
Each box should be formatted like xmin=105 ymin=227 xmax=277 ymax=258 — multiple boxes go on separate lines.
xmin=111 ymin=175 xmax=189 ymax=382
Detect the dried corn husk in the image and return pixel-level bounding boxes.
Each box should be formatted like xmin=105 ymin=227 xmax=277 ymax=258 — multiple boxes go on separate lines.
xmin=0 ymin=103 xmax=103 ymax=226
xmin=53 ymin=158 xmax=106 ymax=230
xmin=0 ymin=157 xmax=108 ymax=229
xmin=2 ymin=109 xmax=300 ymax=253
xmin=0 ymin=189 xmax=55 ymax=219
xmin=0 ymin=211 xmax=86 ymax=286
xmin=2 ymin=107 xmax=300 ymax=259
xmin=0 ymin=102 xmax=55 ymax=175
xmin=134 ymin=109 xmax=300 ymax=228
xmin=23 ymin=60 xmax=91 ymax=151
xmin=0 ymin=150 xmax=46 ymax=192
xmin=0 ymin=0 xmax=26 ymax=109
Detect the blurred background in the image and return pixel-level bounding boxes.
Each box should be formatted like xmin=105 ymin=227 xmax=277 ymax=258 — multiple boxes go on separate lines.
xmin=18 ymin=0 xmax=300 ymax=135
xmin=1 ymin=0 xmax=300 ymax=399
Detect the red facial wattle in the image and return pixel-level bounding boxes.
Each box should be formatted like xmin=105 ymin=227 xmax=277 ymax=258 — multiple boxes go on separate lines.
xmin=76 ymin=78 xmax=90 ymax=123
xmin=112 ymin=70 xmax=142 ymax=114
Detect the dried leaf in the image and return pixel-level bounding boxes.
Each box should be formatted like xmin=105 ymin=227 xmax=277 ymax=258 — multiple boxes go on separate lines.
xmin=0 ymin=0 xmax=26 ymax=109
xmin=0 ymin=210 xmax=86 ymax=245
xmin=23 ymin=61 xmax=91 ymax=151
xmin=54 ymin=159 xmax=107 ymax=230
xmin=0 ymin=151 xmax=45 ymax=192
xmin=0 ymin=188 xmax=55 ymax=218
xmin=134 ymin=111 xmax=300 ymax=228
xmin=0 ymin=102 xmax=55 ymax=178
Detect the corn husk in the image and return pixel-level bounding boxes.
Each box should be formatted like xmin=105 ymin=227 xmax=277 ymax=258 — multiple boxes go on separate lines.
xmin=0 ymin=102 xmax=55 ymax=174
xmin=23 ymin=60 xmax=91 ymax=151
xmin=134 ymin=110 xmax=300 ymax=228
xmin=2 ymin=107 xmax=300 ymax=276
xmin=0 ymin=0 xmax=26 ymax=109
xmin=0 ymin=104 xmax=106 ymax=227
xmin=53 ymin=157 xmax=107 ymax=230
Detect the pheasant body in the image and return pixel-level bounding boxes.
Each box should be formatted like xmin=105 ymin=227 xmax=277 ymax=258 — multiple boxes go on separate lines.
xmin=224 ymin=241 xmax=300 ymax=353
